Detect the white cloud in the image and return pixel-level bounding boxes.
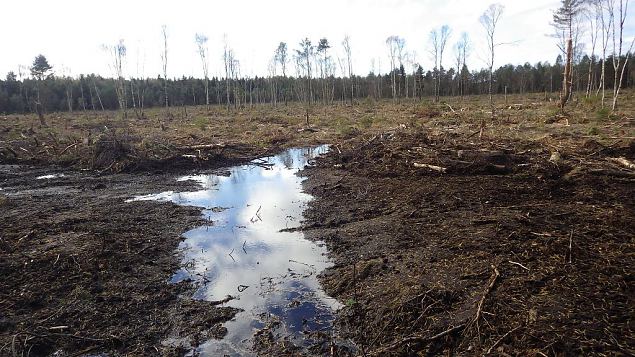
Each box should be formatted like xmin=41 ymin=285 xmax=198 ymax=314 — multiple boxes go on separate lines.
xmin=1 ymin=0 xmax=633 ymax=79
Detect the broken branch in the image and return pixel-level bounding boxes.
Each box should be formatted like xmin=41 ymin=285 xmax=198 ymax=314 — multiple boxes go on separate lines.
xmin=413 ymin=162 xmax=447 ymax=173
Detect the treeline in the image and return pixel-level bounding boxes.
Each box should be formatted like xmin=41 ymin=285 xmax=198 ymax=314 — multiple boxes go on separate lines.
xmin=0 ymin=54 xmax=633 ymax=115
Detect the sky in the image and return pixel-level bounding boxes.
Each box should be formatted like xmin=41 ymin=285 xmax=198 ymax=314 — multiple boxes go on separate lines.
xmin=1 ymin=0 xmax=634 ymax=79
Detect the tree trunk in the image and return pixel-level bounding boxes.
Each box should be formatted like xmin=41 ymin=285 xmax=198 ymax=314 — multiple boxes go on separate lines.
xmin=559 ymin=39 xmax=573 ymax=108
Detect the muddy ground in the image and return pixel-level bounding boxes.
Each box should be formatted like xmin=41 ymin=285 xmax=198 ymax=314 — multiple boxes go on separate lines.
xmin=1 ymin=96 xmax=634 ymax=356
xmin=0 ymin=147 xmax=274 ymax=356
xmin=301 ymin=130 xmax=634 ymax=356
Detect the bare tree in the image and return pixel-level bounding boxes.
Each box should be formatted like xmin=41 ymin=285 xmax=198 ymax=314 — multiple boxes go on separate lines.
xmin=160 ymin=25 xmax=169 ymax=112
xmin=295 ymin=38 xmax=314 ymax=124
xmin=342 ymin=35 xmax=354 ymax=104
xmin=396 ymin=38 xmax=406 ymax=98
xmin=610 ymin=0 xmax=631 ymax=110
xmin=386 ymin=36 xmax=403 ymax=100
xmin=480 ymin=3 xmax=504 ymax=136
xmin=453 ymin=32 xmax=471 ymax=98
xmin=584 ymin=4 xmax=600 ymax=97
xmin=595 ymin=0 xmax=613 ymax=107
xmin=223 ymin=34 xmax=232 ymax=110
xmin=274 ymin=42 xmax=288 ymax=104
xmin=103 ymin=40 xmax=127 ymax=118
xmin=195 ymin=33 xmax=210 ymax=108
xmin=553 ymin=0 xmax=584 ymax=109
xmin=429 ymin=25 xmax=451 ymax=102
xmin=296 ymin=38 xmax=314 ymax=104
xmin=131 ymin=43 xmax=147 ymax=118
xmin=268 ymin=56 xmax=277 ymax=105
xmin=60 ymin=66 xmax=74 ymax=113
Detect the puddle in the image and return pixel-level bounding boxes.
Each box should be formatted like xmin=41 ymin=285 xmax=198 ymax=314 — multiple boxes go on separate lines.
xmin=130 ymin=145 xmax=342 ymax=355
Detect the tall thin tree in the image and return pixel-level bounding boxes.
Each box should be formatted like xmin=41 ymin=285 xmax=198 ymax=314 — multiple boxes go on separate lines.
xmin=479 ymin=3 xmax=504 ymax=136
xmin=195 ymin=33 xmax=210 ymax=109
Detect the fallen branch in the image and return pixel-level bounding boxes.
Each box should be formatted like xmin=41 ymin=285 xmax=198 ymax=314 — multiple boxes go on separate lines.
xmin=58 ymin=143 xmax=78 ymax=156
xmin=470 ymin=264 xmax=500 ymax=338
xmin=485 ymin=325 xmax=522 ymax=355
xmin=588 ymin=169 xmax=635 ymax=178
xmin=508 ymin=260 xmax=529 ymax=271
xmin=210 ymin=295 xmax=234 ymax=306
xmin=368 ymin=324 xmax=466 ymax=355
xmin=177 ymin=143 xmax=225 ymax=150
xmin=413 ymin=162 xmax=447 ymax=173
xmin=608 ymin=157 xmax=635 ymax=170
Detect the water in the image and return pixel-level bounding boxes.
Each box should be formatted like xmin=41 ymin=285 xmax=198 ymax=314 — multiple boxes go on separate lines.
xmin=129 ymin=145 xmax=340 ymax=355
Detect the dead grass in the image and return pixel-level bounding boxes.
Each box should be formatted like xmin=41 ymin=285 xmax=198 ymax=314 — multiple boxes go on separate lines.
xmin=0 ymin=90 xmax=633 ymax=172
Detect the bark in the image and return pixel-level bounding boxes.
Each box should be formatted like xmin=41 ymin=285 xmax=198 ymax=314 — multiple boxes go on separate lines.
xmin=560 ymin=39 xmax=573 ymax=108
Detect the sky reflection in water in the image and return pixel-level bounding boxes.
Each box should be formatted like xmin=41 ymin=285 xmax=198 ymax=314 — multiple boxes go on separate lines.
xmin=131 ymin=145 xmax=339 ymax=356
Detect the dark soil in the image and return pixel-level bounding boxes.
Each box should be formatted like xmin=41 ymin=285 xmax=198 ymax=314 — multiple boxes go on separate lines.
xmin=301 ymin=129 xmax=634 ymax=356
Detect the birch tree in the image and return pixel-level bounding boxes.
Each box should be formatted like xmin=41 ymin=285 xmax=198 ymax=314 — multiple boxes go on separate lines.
xmin=160 ymin=25 xmax=169 ymax=112
xmin=610 ymin=0 xmax=631 ymax=110
xmin=596 ymin=0 xmax=613 ymax=107
xmin=195 ymin=33 xmax=210 ymax=108
xmin=103 ymin=40 xmax=127 ymax=118
xmin=386 ymin=36 xmax=402 ymax=100
xmin=274 ymin=42 xmax=288 ymax=104
xmin=583 ymin=4 xmax=600 ymax=97
xmin=479 ymin=3 xmax=504 ymax=136
xmin=453 ymin=32 xmax=470 ymax=98
xmin=429 ymin=25 xmax=451 ymax=102
xmin=342 ymin=35 xmax=354 ymax=104
xmin=223 ymin=35 xmax=232 ymax=110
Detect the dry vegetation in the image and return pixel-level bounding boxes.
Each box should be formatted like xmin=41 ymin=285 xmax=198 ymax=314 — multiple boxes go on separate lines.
xmin=1 ymin=90 xmax=633 ymax=172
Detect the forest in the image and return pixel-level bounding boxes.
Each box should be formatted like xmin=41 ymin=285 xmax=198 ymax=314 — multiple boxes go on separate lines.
xmin=1 ymin=52 xmax=634 ymax=115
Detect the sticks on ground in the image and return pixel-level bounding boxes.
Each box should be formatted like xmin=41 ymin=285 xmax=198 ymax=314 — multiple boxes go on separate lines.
xmin=368 ymin=324 xmax=466 ymax=356
xmin=485 ymin=325 xmax=522 ymax=355
xmin=470 ymin=264 xmax=500 ymax=338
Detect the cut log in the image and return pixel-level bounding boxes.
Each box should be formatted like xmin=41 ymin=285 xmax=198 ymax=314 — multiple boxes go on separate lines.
xmin=608 ymin=157 xmax=635 ymax=170
xmin=413 ymin=163 xmax=447 ymax=173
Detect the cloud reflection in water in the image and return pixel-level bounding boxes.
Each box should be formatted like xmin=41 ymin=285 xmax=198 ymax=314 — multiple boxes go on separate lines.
xmin=130 ymin=145 xmax=340 ymax=356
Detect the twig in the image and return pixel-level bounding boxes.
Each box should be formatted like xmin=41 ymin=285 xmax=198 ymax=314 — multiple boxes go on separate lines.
xmin=368 ymin=324 xmax=466 ymax=355
xmin=485 ymin=326 xmax=522 ymax=355
xmin=210 ymin=295 xmax=234 ymax=306
xmin=471 ymin=265 xmax=500 ymax=339
xmin=508 ymin=260 xmax=529 ymax=271
xmin=568 ymin=230 xmax=573 ymax=264
xmin=228 ymin=248 xmax=235 ymax=262
xmin=58 ymin=142 xmax=78 ymax=156
xmin=289 ymin=259 xmax=316 ymax=269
